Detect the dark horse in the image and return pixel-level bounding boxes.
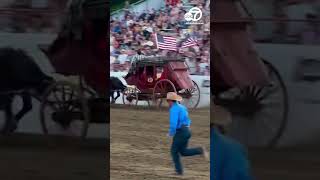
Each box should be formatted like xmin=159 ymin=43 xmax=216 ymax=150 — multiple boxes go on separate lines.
xmin=0 ymin=47 xmax=54 ymax=134
xmin=110 ymin=76 xmax=126 ymax=104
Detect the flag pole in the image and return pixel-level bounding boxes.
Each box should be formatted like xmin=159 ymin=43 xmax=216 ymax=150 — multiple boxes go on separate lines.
xmin=154 ymin=33 xmax=159 ymax=50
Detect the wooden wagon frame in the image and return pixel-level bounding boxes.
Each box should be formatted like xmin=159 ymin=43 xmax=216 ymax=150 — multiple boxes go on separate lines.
xmin=122 ymin=56 xmax=201 ymax=109
xmin=37 ymin=0 xmax=108 ymax=140
xmin=212 ymin=0 xmax=289 ymax=147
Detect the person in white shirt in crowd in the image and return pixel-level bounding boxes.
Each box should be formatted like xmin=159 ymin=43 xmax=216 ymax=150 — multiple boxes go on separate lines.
xmin=117 ymin=49 xmax=128 ymax=65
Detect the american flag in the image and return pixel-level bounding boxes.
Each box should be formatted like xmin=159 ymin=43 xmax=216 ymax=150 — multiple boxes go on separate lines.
xmin=155 ymin=33 xmax=177 ymax=51
xmin=180 ymin=36 xmax=198 ymax=49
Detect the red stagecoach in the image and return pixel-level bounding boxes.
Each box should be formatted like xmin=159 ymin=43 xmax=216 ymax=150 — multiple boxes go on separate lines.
xmin=38 ymin=0 xmax=108 ymax=139
xmin=213 ymin=0 xmax=289 ymax=147
xmin=122 ymin=56 xmax=201 ymax=109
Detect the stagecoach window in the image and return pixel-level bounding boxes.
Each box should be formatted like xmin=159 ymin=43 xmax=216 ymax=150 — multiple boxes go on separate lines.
xmin=146 ymin=66 xmax=153 ymax=76
xmin=156 ymin=67 xmax=163 ymax=78
xmin=156 ymin=67 xmax=163 ymax=73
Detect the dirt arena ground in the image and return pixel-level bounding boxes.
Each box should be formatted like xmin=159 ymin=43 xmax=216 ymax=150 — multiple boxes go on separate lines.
xmin=110 ymin=105 xmax=210 ymax=180
xmin=0 ymin=134 xmax=108 ymax=180
xmin=250 ymin=146 xmax=320 ymax=180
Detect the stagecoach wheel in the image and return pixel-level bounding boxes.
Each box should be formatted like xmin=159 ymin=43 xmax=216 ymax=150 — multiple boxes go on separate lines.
xmin=153 ymin=79 xmax=176 ymax=108
xmin=180 ymin=80 xmax=201 ymax=109
xmin=223 ymin=60 xmax=288 ymax=148
xmin=122 ymin=87 xmax=139 ymax=106
xmin=40 ymin=81 xmax=93 ymax=139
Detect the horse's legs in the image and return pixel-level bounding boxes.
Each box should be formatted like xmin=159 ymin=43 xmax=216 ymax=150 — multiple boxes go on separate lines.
xmin=15 ymin=92 xmax=32 ymax=122
xmin=2 ymin=99 xmax=16 ymax=135
xmin=114 ymin=91 xmax=120 ymax=102
xmin=110 ymin=91 xmax=115 ymax=104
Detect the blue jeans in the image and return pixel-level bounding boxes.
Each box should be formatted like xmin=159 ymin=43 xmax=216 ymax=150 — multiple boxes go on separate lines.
xmin=171 ymin=126 xmax=203 ymax=174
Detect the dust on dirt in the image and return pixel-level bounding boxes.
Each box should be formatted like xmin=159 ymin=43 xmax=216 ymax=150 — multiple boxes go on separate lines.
xmin=250 ymin=146 xmax=320 ymax=180
xmin=110 ymin=106 xmax=210 ymax=180
xmin=0 ymin=134 xmax=107 ymax=180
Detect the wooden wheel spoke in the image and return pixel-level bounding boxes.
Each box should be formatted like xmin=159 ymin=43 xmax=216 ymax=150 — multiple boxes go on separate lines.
xmin=61 ymin=86 xmax=72 ymax=111
xmin=159 ymin=82 xmax=164 ymax=91
xmin=257 ymin=85 xmax=279 ymax=101
xmin=242 ymin=88 xmax=250 ymax=99
xmin=252 ymin=87 xmax=259 ymax=96
xmin=46 ymin=101 xmax=59 ymax=111
xmin=53 ymin=89 xmax=64 ymax=109
xmin=69 ymin=106 xmax=76 ymax=112
xmin=160 ymin=83 xmax=166 ymax=95
xmin=62 ymin=86 xmax=66 ymax=101
xmin=253 ymin=87 xmax=263 ymax=99
xmin=66 ymin=90 xmax=75 ymax=111
xmin=248 ymin=87 xmax=254 ymax=96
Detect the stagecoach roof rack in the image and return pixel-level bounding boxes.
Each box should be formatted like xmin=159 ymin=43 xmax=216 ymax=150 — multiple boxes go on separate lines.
xmin=134 ymin=56 xmax=185 ymax=65
xmin=128 ymin=56 xmax=186 ymax=74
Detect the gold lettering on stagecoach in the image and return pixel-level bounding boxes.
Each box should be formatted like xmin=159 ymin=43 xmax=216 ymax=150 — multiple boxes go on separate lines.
xmin=147 ymin=77 xmax=153 ymax=83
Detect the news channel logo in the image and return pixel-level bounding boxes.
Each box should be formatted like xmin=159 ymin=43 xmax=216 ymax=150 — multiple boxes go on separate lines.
xmin=184 ymin=7 xmax=203 ymax=25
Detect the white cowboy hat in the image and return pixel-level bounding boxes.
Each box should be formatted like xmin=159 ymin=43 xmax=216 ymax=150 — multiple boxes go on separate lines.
xmin=166 ymin=92 xmax=182 ymax=102
xmin=211 ymin=104 xmax=232 ymax=127
xmin=145 ymin=41 xmax=154 ymax=46
xmin=142 ymin=41 xmax=154 ymax=46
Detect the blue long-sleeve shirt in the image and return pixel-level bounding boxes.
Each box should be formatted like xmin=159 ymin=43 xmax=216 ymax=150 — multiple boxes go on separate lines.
xmin=211 ymin=128 xmax=254 ymax=180
xmin=168 ymin=102 xmax=191 ymax=136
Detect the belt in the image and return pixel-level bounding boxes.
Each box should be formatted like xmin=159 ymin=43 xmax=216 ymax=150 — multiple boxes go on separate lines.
xmin=177 ymin=125 xmax=190 ymax=130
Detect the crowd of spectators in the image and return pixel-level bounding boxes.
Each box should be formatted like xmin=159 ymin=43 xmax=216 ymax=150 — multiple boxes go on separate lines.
xmin=110 ymin=0 xmax=210 ymax=75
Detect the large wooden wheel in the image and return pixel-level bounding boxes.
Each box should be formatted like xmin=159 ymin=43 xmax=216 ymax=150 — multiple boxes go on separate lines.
xmin=180 ymin=80 xmax=201 ymax=109
xmin=215 ymin=60 xmax=288 ymax=147
xmin=153 ymin=79 xmax=176 ymax=108
xmin=40 ymin=81 xmax=95 ymax=140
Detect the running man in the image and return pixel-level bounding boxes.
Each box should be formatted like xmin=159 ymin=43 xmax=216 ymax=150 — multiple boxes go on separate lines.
xmin=166 ymin=92 xmax=208 ymax=175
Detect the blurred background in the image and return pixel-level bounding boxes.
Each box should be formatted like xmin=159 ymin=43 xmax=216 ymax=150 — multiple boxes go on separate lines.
xmin=0 ymin=0 xmax=65 ymax=33
xmin=245 ymin=0 xmax=320 ymax=45
xmin=0 ymin=1 xmax=107 ymax=180
xmin=212 ymin=1 xmax=320 ymax=179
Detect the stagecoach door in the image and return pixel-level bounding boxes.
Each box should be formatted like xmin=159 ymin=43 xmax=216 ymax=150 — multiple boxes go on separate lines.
xmin=137 ymin=65 xmax=156 ymax=89
xmin=145 ymin=65 xmax=155 ymax=85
